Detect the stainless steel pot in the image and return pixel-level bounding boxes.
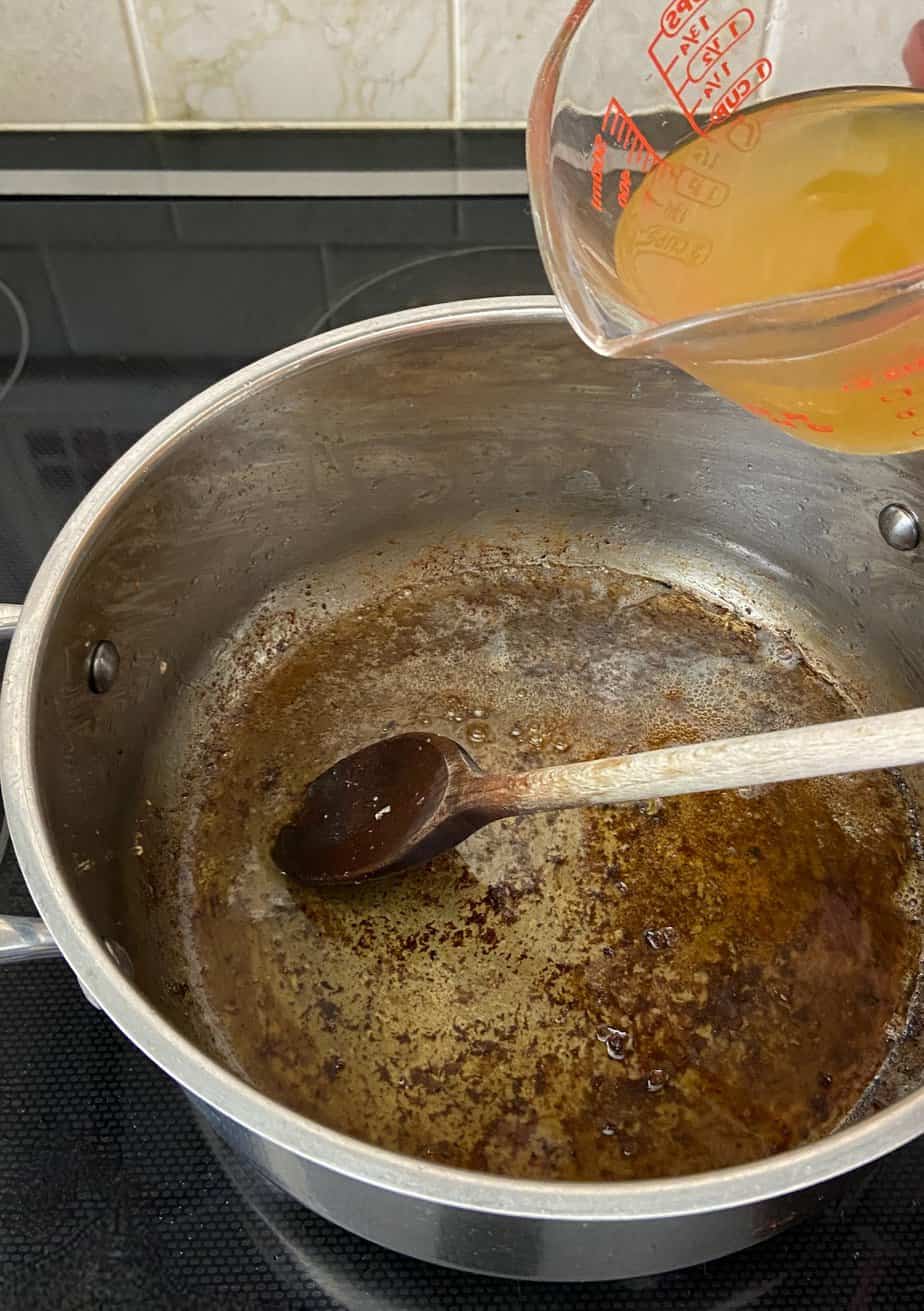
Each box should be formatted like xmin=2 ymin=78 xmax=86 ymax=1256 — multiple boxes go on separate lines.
xmin=2 ymin=297 xmax=924 ymax=1282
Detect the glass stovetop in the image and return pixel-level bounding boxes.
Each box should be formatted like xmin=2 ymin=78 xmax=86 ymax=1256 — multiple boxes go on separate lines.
xmin=1 ymin=133 xmax=922 ymax=1310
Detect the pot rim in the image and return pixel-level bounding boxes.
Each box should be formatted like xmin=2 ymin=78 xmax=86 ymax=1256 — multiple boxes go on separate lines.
xmin=4 ymin=294 xmax=924 ymax=1221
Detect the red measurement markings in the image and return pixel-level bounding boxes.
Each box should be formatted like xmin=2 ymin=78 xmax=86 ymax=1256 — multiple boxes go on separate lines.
xmin=727 ymin=114 xmax=761 ymax=152
xmin=633 ymin=223 xmax=712 ymax=266
xmin=881 ymin=386 xmax=916 ymax=422
xmin=590 ymin=133 xmax=608 ymax=211
xmin=842 ymin=355 xmax=924 ymax=390
xmin=743 ymin=403 xmax=835 ymax=434
xmin=590 ymin=98 xmax=662 ymax=212
xmin=602 ymin=98 xmax=661 ymax=171
xmin=648 ymin=0 xmax=767 ymax=134
xmin=709 ymin=56 xmax=772 ymax=123
xmin=633 ymin=157 xmax=727 ymax=228
xmin=660 ymin=0 xmax=709 ymax=37
xmin=673 ymin=163 xmax=729 ymax=207
xmin=688 ymin=9 xmax=754 ymax=81
xmin=841 ymin=353 xmax=924 ymax=425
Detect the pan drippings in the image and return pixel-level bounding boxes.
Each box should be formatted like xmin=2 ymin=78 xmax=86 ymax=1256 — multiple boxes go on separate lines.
xmin=167 ymin=564 xmax=922 ymax=1181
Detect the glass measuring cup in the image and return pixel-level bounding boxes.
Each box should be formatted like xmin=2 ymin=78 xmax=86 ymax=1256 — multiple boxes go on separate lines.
xmin=527 ymin=0 xmax=924 ymax=453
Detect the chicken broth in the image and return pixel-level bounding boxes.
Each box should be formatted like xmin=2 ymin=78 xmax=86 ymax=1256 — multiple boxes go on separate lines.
xmin=156 ymin=563 xmax=922 ymax=1180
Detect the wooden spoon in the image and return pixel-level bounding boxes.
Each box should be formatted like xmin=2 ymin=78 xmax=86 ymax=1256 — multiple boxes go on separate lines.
xmin=271 ymin=709 xmax=924 ymax=886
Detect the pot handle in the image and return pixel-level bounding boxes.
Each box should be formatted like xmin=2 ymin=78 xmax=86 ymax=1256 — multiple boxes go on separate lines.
xmin=0 ymin=603 xmax=62 ymax=964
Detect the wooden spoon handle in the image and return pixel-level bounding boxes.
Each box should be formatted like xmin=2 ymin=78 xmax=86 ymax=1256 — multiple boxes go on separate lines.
xmin=510 ymin=707 xmax=924 ymax=814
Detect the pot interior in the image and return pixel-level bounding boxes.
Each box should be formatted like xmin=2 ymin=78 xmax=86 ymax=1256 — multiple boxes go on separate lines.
xmin=26 ymin=308 xmax=924 ymax=1182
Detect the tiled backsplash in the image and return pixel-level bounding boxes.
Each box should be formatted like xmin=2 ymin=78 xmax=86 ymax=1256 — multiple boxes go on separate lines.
xmin=2 ymin=1 xmax=920 ymax=129
xmin=2 ymin=0 xmax=564 ymax=128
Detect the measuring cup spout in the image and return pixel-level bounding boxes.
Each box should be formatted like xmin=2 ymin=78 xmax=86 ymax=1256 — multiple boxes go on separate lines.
xmin=528 ymin=0 xmax=924 ymax=453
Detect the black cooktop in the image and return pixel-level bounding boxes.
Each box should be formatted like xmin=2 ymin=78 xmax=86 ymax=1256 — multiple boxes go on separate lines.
xmin=1 ymin=133 xmax=923 ymax=1309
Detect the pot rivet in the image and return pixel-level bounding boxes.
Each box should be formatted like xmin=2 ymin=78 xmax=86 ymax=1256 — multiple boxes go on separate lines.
xmin=88 ymin=640 xmax=120 ymax=693
xmin=878 ymin=503 xmax=920 ymax=551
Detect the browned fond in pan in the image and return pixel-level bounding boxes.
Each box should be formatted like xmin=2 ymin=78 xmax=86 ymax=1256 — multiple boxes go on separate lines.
xmin=134 ymin=537 xmax=923 ymax=1183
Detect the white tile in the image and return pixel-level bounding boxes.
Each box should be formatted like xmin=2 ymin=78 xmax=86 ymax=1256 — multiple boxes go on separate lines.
xmin=764 ymin=1 xmax=918 ymax=97
xmin=134 ymin=0 xmax=452 ymax=123
xmin=459 ymin=0 xmax=563 ymax=123
xmin=460 ymin=0 xmax=922 ymax=126
xmin=0 ymin=0 xmax=144 ymax=124
xmin=459 ymin=0 xmax=659 ymax=125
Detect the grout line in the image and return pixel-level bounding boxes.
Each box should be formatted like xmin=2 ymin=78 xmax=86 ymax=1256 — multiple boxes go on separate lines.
xmin=118 ymin=0 xmax=159 ymax=124
xmin=450 ymin=0 xmax=465 ymax=126
xmin=0 ymin=119 xmax=527 ymax=132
